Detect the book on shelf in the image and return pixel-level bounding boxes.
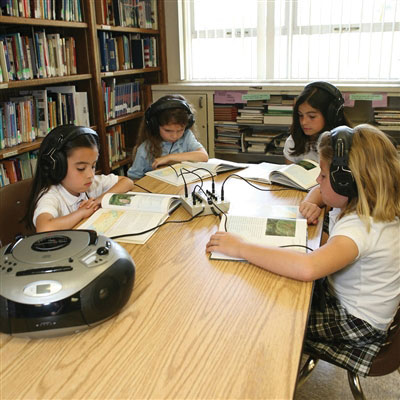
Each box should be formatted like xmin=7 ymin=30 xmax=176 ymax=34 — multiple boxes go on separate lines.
xmin=236 ymin=159 xmax=321 ymax=191
xmin=210 ymin=211 xmax=308 ymax=261
xmin=145 ymin=158 xmax=248 ymax=186
xmin=79 ymin=192 xmax=181 ymax=244
xmin=263 ymin=114 xmax=292 ymax=125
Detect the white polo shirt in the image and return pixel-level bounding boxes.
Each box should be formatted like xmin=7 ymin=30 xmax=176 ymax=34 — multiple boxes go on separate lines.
xmin=33 ymin=174 xmax=118 ymax=227
xmin=283 ymin=135 xmax=319 ymax=163
xmin=327 ymin=212 xmax=400 ymax=330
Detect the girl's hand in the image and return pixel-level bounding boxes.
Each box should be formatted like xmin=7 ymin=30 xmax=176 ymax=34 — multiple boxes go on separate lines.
xmin=299 ymin=201 xmax=322 ymax=225
xmin=78 ymin=198 xmax=99 ymax=218
xmin=152 ymin=155 xmax=170 ymax=169
xmin=206 ymin=231 xmax=244 ymax=259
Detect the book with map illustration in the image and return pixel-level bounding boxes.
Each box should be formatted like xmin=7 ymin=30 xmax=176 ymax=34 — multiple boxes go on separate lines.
xmin=79 ymin=192 xmax=181 ymax=244
xmin=236 ymin=159 xmax=320 ymax=191
xmin=145 ymin=158 xmax=248 ymax=186
xmin=210 ymin=209 xmax=308 ymax=261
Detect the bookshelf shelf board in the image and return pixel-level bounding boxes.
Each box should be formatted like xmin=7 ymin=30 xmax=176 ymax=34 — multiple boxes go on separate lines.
xmin=0 ymin=16 xmax=87 ymax=28
xmin=4 ymin=74 xmax=93 ymax=89
xmin=0 ymin=138 xmax=43 ymax=160
xmin=96 ymin=24 xmax=159 ymax=34
xmin=376 ymin=125 xmax=400 ymax=131
xmin=101 ymin=67 xmax=161 ymax=78
xmin=110 ymin=158 xmax=132 ymax=170
xmin=105 ymin=111 xmax=145 ymax=127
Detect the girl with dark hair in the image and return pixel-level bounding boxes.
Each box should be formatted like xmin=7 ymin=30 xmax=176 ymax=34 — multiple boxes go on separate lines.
xmin=284 ymin=81 xmax=349 ymax=164
xmin=127 ymin=94 xmax=208 ymax=180
xmin=26 ymin=125 xmax=133 ymax=232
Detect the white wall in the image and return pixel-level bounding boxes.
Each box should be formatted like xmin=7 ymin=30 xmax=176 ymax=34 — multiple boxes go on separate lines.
xmin=164 ymin=0 xmax=181 ymax=83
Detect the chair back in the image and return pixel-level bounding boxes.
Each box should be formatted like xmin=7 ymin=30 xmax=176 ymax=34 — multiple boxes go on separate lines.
xmin=369 ymin=303 xmax=400 ymax=376
xmin=0 ymin=179 xmax=35 ymax=247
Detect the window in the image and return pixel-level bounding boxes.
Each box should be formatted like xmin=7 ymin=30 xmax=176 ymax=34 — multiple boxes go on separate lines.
xmin=179 ymin=0 xmax=400 ymax=82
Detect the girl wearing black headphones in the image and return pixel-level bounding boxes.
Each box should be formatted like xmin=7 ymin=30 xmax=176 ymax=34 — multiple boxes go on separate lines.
xmin=207 ymin=124 xmax=400 ymax=378
xmin=284 ymin=81 xmax=349 ymax=164
xmin=127 ymin=94 xmax=208 ymax=180
xmin=26 ymin=125 xmax=133 ymax=232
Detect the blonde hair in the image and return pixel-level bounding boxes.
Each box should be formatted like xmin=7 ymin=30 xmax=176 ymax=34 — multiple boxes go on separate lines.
xmin=319 ymin=124 xmax=400 ymax=226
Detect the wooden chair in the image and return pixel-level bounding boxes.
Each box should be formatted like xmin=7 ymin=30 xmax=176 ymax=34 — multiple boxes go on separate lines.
xmin=0 ymin=178 xmax=35 ymax=247
xmin=297 ymin=303 xmax=400 ymax=400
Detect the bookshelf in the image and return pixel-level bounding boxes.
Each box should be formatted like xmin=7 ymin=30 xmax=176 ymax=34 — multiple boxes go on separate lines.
xmin=88 ymin=0 xmax=167 ymax=175
xmin=0 ymin=0 xmax=167 ymax=186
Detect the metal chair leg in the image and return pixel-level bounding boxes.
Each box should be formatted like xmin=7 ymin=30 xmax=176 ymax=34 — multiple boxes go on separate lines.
xmin=347 ymin=371 xmax=366 ymax=400
xmin=297 ymin=356 xmax=319 ymax=389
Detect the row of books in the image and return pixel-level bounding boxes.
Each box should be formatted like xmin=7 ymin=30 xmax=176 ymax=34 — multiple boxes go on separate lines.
xmin=97 ymin=0 xmax=157 ymax=29
xmin=214 ymin=124 xmax=242 ymax=153
xmin=0 ymin=150 xmax=38 ymax=187
xmin=214 ymin=124 xmax=289 ymax=155
xmin=102 ymin=78 xmax=141 ymax=121
xmin=0 ymin=86 xmax=89 ymax=149
xmin=374 ymin=109 xmax=400 ymax=126
xmin=242 ymin=128 xmax=289 ymax=154
xmin=0 ymin=0 xmax=83 ymax=21
xmin=106 ymin=125 xmax=127 ymax=167
xmin=214 ymin=101 xmax=294 ymax=126
xmin=98 ymin=31 xmax=157 ymax=72
xmin=0 ymin=31 xmax=77 ymax=83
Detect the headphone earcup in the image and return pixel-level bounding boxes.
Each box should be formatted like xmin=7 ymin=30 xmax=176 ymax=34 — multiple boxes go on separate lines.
xmin=329 ymin=126 xmax=357 ymax=198
xmin=186 ymin=113 xmax=195 ymax=129
xmin=40 ymin=150 xmax=68 ymax=182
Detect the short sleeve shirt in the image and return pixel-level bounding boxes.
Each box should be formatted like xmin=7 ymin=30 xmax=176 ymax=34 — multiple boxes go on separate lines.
xmin=127 ymin=129 xmax=204 ymax=180
xmin=33 ymin=173 xmax=118 ymax=226
xmin=327 ymin=213 xmax=400 ymax=330
xmin=283 ymin=135 xmax=319 ymax=163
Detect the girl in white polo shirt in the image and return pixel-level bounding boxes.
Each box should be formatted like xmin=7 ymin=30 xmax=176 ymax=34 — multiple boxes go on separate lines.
xmin=26 ymin=125 xmax=133 ymax=232
xmin=207 ymin=124 xmax=400 ymax=377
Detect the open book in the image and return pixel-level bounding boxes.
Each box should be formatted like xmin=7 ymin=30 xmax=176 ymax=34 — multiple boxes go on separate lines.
xmin=79 ymin=192 xmax=181 ymax=244
xmin=210 ymin=213 xmax=308 ymax=261
xmin=236 ymin=159 xmax=320 ymax=191
xmin=145 ymin=158 xmax=248 ymax=186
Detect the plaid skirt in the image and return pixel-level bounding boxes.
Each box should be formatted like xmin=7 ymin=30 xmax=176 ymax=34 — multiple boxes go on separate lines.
xmin=304 ymin=279 xmax=388 ymax=377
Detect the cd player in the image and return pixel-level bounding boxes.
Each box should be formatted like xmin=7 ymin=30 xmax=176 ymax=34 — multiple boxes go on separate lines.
xmin=0 ymin=230 xmax=135 ymax=338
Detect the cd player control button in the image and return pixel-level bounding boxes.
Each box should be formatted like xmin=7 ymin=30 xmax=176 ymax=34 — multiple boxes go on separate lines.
xmin=97 ymin=247 xmax=109 ymax=256
xmin=7 ymin=267 xmax=12 ymax=273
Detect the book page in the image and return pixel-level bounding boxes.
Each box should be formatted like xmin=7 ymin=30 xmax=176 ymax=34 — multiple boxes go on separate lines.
xmin=79 ymin=208 xmax=166 ymax=244
xmin=235 ymin=162 xmax=285 ymax=184
xmin=270 ymin=160 xmax=320 ymax=190
xmin=146 ymin=164 xmax=213 ymax=186
xmin=211 ymin=214 xmax=307 ymax=260
xmin=101 ymin=192 xmax=179 ymax=213
xmin=183 ymin=158 xmax=249 ymax=174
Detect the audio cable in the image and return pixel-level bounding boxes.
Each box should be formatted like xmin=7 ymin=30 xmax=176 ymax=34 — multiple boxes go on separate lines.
xmin=220 ymin=173 xmax=295 ymax=201
xmin=109 ymin=205 xmax=205 ymax=241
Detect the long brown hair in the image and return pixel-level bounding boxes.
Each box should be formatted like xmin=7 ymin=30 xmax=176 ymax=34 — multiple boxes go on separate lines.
xmin=137 ymin=94 xmax=196 ymax=159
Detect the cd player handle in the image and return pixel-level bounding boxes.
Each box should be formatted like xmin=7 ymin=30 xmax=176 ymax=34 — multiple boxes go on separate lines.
xmin=86 ymin=230 xmax=98 ymax=246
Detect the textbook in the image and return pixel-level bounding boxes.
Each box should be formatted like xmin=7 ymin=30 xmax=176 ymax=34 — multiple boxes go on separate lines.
xmin=79 ymin=192 xmax=181 ymax=244
xmin=145 ymin=158 xmax=248 ymax=186
xmin=210 ymin=212 xmax=308 ymax=261
xmin=236 ymin=159 xmax=320 ymax=191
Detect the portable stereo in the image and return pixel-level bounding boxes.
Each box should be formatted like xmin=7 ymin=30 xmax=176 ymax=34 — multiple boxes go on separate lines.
xmin=0 ymin=230 xmax=135 ymax=338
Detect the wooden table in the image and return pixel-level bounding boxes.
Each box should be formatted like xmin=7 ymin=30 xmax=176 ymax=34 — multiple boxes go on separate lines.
xmin=1 ymin=173 xmax=323 ymax=400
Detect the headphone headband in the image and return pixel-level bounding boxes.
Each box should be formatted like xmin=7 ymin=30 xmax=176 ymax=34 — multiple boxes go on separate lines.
xmin=145 ymin=97 xmax=195 ymax=135
xmin=305 ymin=81 xmax=344 ymax=126
xmin=329 ymin=126 xmax=357 ymax=198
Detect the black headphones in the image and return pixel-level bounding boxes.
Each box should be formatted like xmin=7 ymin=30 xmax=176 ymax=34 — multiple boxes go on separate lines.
xmin=41 ymin=125 xmax=99 ymax=182
xmin=305 ymin=81 xmax=345 ymax=127
xmin=145 ymin=97 xmax=195 ymax=135
xmin=329 ymin=125 xmax=358 ymax=198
